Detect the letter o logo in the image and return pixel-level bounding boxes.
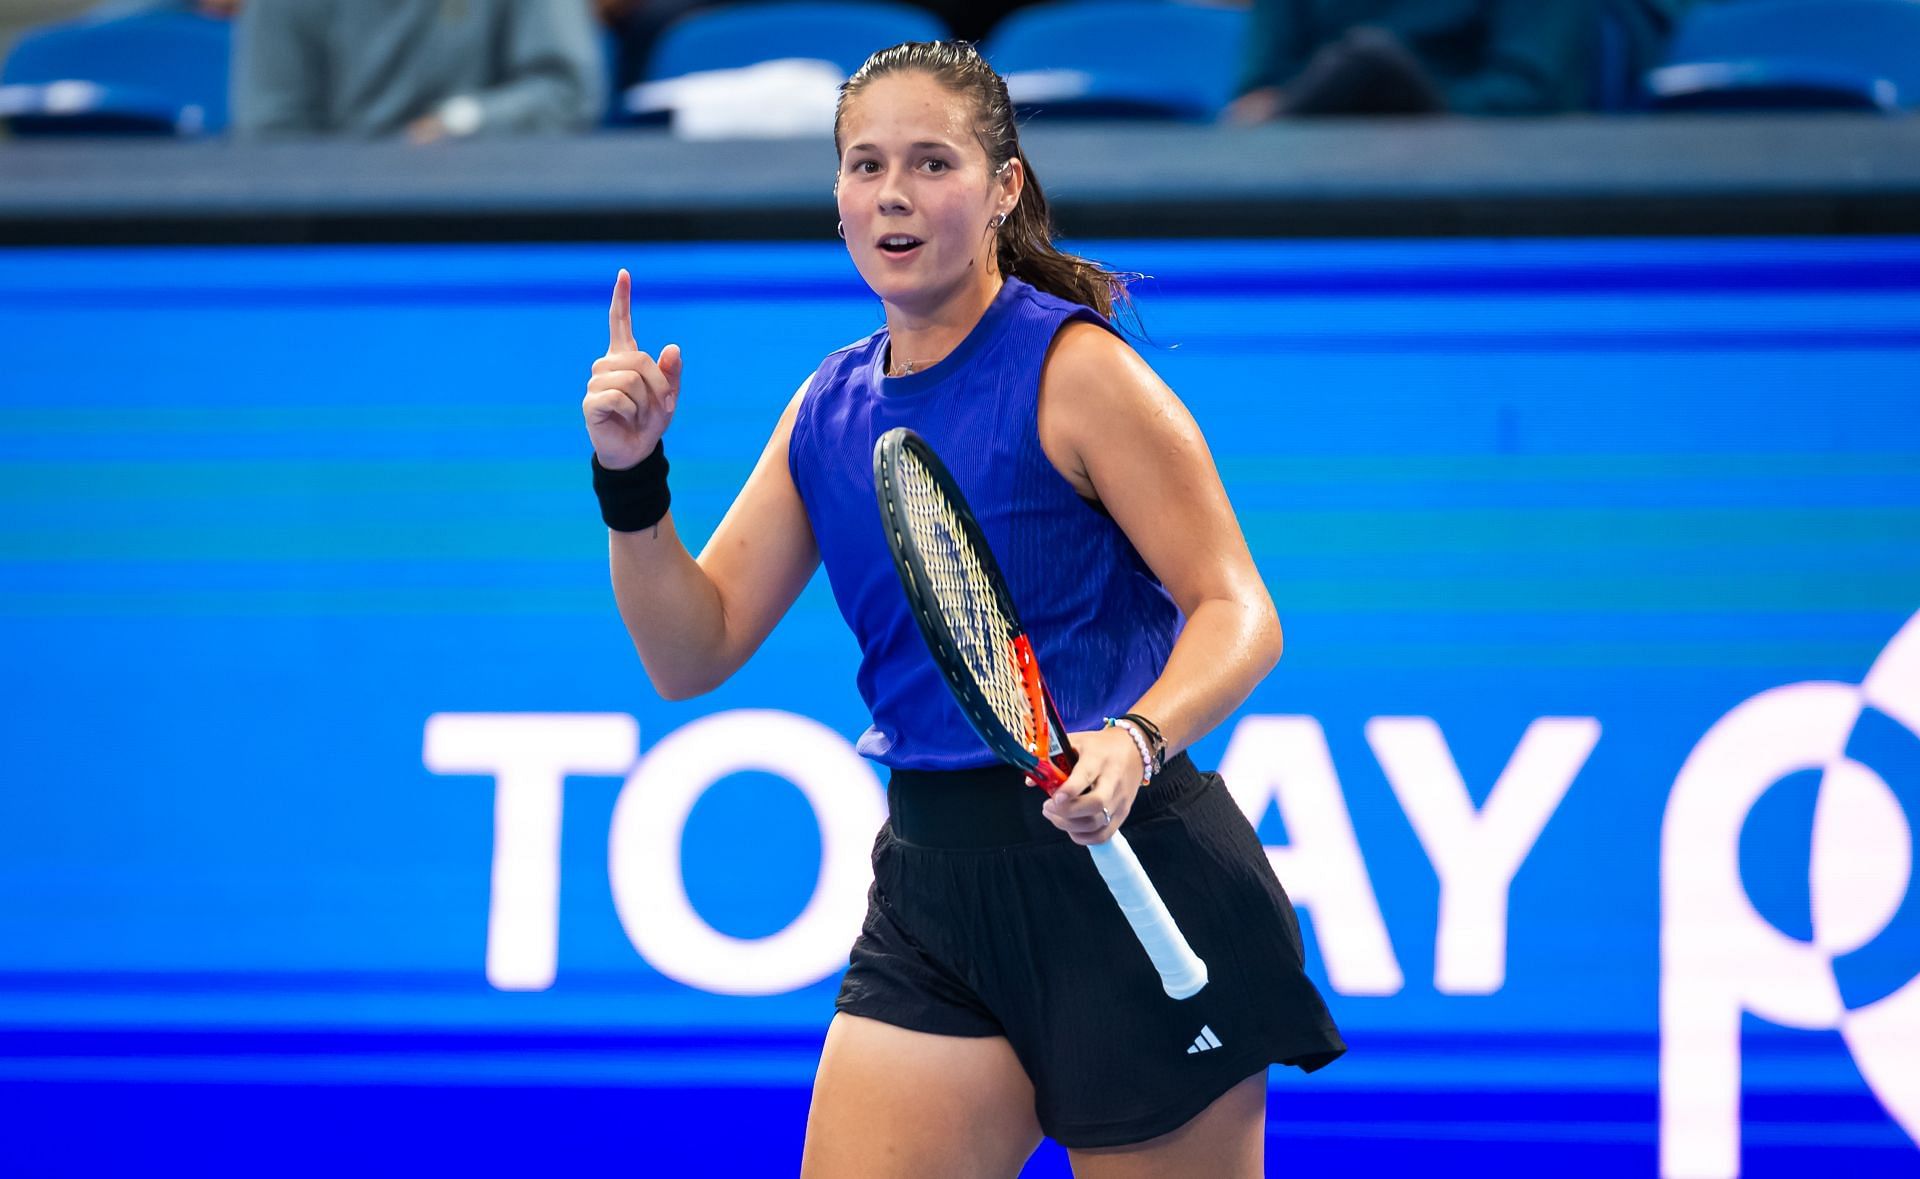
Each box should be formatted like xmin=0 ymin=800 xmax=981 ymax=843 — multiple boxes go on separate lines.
xmin=608 ymin=710 xmax=887 ymax=996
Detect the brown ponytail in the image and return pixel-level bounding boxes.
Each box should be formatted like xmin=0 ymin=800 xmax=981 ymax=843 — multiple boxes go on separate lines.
xmin=835 ymin=41 xmax=1137 ymax=326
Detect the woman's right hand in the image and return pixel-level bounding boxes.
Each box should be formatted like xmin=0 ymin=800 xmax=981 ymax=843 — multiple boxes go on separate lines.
xmin=584 ymin=268 xmax=682 ymax=470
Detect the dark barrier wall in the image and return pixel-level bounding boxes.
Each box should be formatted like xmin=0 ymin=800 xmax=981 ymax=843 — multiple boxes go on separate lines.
xmin=6 ymin=118 xmax=1920 ymax=244
xmin=3 ymin=237 xmax=1918 ymax=1176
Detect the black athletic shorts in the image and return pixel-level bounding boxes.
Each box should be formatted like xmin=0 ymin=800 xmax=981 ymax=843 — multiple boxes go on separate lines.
xmin=834 ymin=752 xmax=1346 ymax=1149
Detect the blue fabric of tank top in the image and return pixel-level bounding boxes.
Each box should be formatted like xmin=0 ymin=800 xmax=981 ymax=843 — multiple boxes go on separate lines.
xmin=788 ymin=276 xmax=1181 ymax=770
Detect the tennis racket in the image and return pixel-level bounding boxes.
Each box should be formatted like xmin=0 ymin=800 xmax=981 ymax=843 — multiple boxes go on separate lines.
xmin=873 ymin=426 xmax=1209 ymax=1000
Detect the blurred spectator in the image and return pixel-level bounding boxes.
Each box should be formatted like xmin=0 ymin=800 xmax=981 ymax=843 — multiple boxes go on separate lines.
xmin=88 ymin=0 xmax=241 ymax=15
xmin=232 ymin=0 xmax=602 ymax=142
xmin=1225 ymin=0 xmax=1599 ymax=121
xmin=593 ymin=1 xmax=1040 ymax=93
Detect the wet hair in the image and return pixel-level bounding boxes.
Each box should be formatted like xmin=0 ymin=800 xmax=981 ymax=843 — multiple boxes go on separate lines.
xmin=834 ymin=40 xmax=1135 ymax=324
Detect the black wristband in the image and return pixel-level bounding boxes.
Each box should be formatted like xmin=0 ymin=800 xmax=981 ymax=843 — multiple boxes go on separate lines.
xmin=592 ymin=442 xmax=670 ymax=533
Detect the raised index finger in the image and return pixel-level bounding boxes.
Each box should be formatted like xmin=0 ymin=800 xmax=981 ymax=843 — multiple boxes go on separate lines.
xmin=608 ymin=268 xmax=637 ymax=352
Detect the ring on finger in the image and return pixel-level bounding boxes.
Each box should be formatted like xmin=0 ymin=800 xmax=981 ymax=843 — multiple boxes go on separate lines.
xmin=1100 ymin=806 xmax=1112 ymax=827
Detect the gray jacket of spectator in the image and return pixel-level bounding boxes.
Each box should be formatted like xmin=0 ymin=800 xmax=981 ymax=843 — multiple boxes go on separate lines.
xmin=233 ymin=0 xmax=602 ymax=139
xmin=1237 ymin=0 xmax=1598 ymax=114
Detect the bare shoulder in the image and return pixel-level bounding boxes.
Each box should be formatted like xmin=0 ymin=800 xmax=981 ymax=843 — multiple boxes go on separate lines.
xmin=769 ymin=371 xmax=814 ymax=446
xmin=1045 ymin=317 xmax=1149 ymax=388
xmin=1039 ymin=318 xmax=1193 ymax=499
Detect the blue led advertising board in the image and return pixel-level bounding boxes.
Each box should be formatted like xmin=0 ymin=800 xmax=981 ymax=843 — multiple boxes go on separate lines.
xmin=2 ymin=238 xmax=1917 ymax=1175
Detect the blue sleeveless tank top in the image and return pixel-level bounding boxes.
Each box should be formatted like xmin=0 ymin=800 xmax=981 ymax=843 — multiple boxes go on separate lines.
xmin=788 ymin=276 xmax=1181 ymax=770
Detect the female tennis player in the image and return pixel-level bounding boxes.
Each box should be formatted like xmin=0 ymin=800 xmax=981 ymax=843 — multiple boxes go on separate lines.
xmin=583 ymin=40 xmax=1344 ymax=1177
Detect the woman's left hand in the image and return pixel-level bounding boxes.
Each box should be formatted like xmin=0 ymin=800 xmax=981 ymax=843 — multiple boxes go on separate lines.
xmin=1038 ymin=727 xmax=1151 ymax=846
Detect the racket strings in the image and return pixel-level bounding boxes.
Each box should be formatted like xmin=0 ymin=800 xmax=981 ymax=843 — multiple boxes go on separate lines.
xmin=897 ymin=452 xmax=1037 ymax=743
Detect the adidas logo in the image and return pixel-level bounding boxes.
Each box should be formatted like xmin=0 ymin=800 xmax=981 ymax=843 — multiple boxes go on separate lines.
xmin=1185 ymin=1025 xmax=1223 ymax=1055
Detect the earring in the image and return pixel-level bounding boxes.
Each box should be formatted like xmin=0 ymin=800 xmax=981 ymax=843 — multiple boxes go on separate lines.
xmin=990 ymin=213 xmax=1006 ymax=229
xmin=837 ymin=220 xmax=846 ymax=240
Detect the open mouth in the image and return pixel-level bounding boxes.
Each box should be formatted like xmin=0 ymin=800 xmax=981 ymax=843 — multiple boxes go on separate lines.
xmin=877 ymin=235 xmax=924 ymax=257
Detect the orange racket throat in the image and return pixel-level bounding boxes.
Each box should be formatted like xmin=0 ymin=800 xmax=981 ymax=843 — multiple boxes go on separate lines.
xmin=1013 ymin=636 xmax=1072 ymax=794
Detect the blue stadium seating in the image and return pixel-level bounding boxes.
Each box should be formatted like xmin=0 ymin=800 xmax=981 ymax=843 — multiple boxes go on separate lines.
xmin=0 ymin=10 xmax=230 ymax=136
xmin=983 ymin=0 xmax=1248 ymax=122
xmin=644 ymin=1 xmax=948 ymax=81
xmin=1648 ymin=0 xmax=1920 ymax=112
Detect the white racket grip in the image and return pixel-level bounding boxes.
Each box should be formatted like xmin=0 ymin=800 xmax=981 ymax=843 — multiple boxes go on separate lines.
xmin=1087 ymin=833 xmax=1209 ymax=1000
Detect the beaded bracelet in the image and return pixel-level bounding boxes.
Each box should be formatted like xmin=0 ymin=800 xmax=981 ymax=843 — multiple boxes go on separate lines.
xmin=1104 ymin=717 xmax=1155 ymax=788
xmin=1117 ymin=711 xmax=1167 ymax=775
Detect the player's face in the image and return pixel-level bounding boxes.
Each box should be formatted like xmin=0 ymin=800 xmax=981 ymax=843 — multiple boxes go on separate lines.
xmin=835 ymin=72 xmax=1016 ymax=314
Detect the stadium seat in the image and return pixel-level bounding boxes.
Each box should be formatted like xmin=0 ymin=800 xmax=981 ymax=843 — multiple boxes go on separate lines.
xmin=983 ymin=0 xmax=1248 ymax=122
xmin=643 ymin=1 xmax=948 ymax=82
xmin=0 ymin=10 xmax=231 ymax=136
xmin=1647 ymin=0 xmax=1920 ymax=113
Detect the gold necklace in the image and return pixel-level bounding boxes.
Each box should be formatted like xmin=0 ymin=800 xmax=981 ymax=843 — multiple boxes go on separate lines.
xmin=886 ymin=347 xmax=925 ymax=378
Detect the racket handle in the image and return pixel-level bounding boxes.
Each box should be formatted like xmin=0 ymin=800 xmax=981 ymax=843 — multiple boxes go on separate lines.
xmin=1087 ymin=834 xmax=1209 ymax=1000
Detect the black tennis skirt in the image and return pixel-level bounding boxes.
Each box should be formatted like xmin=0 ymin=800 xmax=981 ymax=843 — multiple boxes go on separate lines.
xmin=834 ymin=752 xmax=1346 ymax=1149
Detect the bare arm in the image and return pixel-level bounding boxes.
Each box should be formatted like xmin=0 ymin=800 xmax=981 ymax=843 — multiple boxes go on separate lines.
xmin=1036 ymin=320 xmax=1282 ymax=842
xmin=586 ymin=270 xmax=819 ymax=700
xmin=607 ymin=388 xmax=819 ymax=699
